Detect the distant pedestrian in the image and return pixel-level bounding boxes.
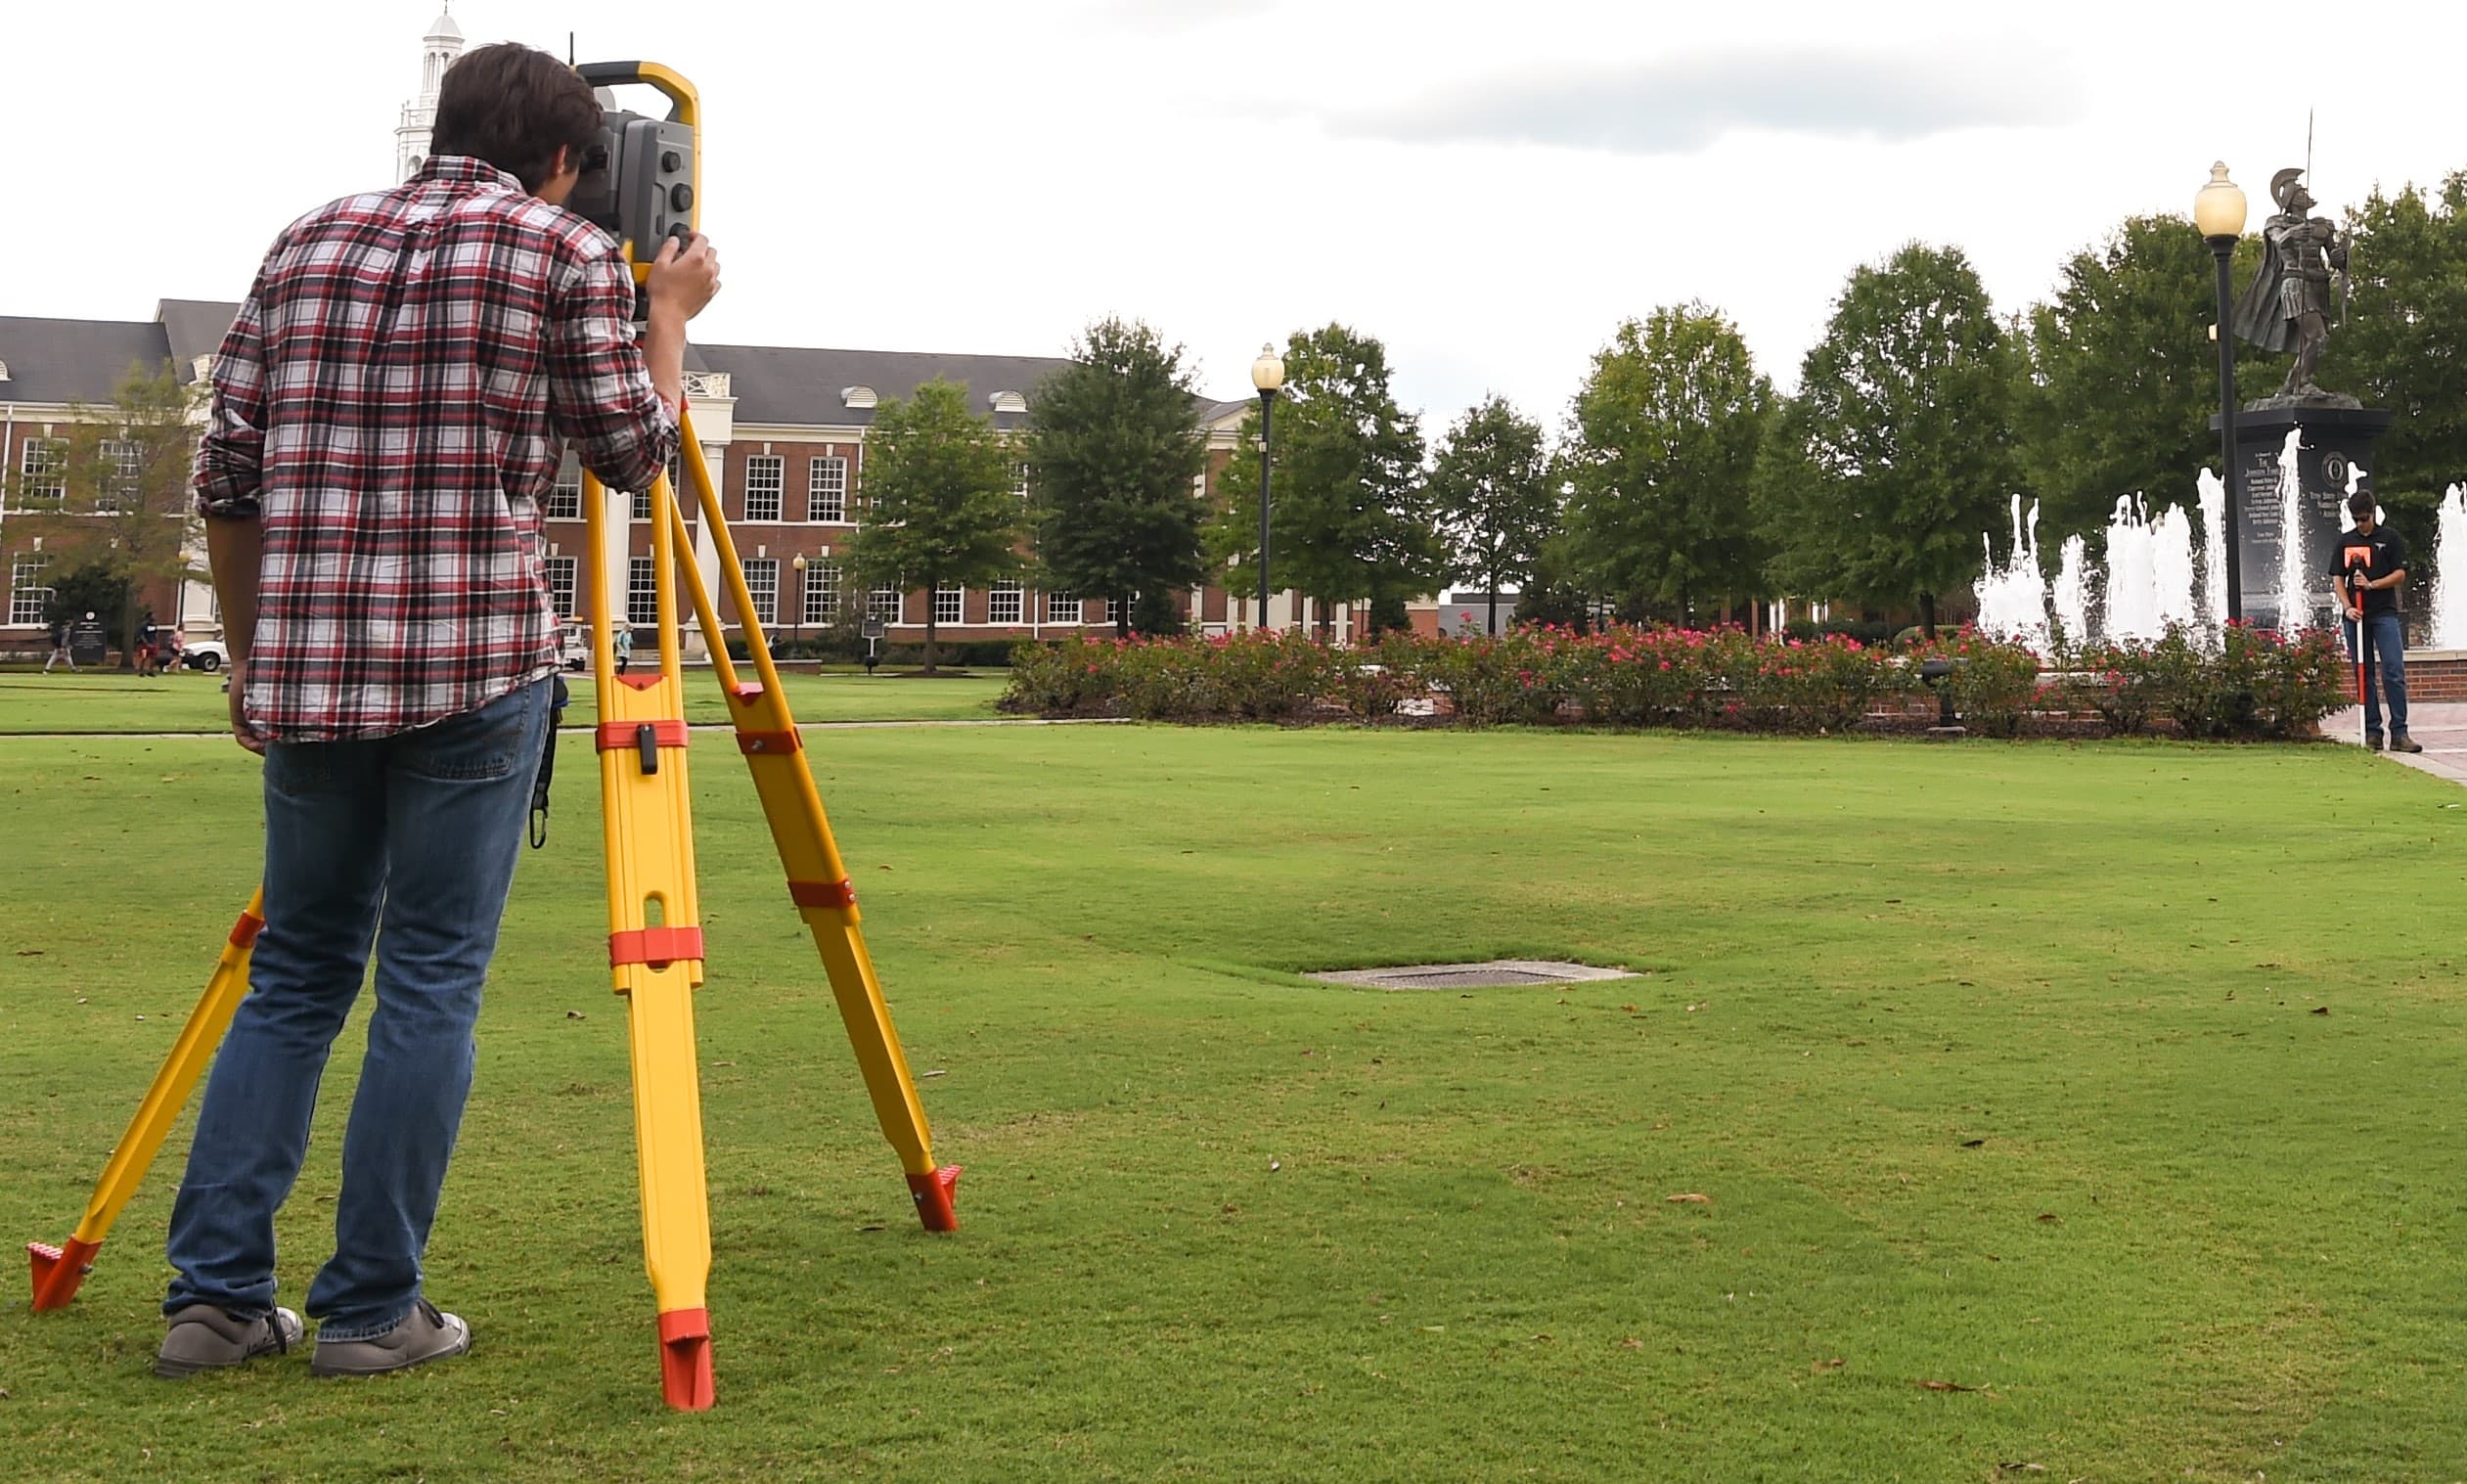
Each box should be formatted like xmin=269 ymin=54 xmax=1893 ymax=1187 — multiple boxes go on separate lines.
xmin=614 ymin=623 xmax=634 ymax=675
xmin=2334 ymin=489 xmax=2420 ymax=753
xmin=138 ymin=615 xmax=160 ymax=676
xmin=43 ymin=620 xmax=76 ymax=673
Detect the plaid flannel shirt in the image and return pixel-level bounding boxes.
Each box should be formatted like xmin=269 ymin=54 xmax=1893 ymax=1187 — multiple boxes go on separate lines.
xmin=195 ymin=156 xmax=678 ymax=742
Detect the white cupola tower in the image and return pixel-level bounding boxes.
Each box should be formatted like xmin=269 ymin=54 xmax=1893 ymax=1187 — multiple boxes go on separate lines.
xmin=394 ymin=6 xmax=468 ymax=181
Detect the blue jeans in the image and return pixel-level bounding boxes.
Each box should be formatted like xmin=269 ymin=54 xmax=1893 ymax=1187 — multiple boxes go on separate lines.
xmin=2344 ymin=611 xmax=2409 ymax=738
xmin=165 ymin=676 xmax=553 ymax=1338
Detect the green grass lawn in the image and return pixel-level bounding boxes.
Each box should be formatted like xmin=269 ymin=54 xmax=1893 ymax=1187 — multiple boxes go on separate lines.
xmin=0 ymin=669 xmax=1008 ymax=734
xmin=3 ymin=722 xmax=2464 ymax=1481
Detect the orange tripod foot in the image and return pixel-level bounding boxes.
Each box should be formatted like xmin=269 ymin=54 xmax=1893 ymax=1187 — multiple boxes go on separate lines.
xmin=657 ymin=1308 xmax=714 ymax=1411
xmin=27 ymin=1237 xmax=101 ymax=1312
xmin=907 ymin=1165 xmax=963 ymax=1233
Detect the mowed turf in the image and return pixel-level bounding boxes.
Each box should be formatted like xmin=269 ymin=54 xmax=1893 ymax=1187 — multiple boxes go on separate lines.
xmin=0 ymin=669 xmax=1008 ymax=735
xmin=1 ymin=722 xmax=2464 ymax=1482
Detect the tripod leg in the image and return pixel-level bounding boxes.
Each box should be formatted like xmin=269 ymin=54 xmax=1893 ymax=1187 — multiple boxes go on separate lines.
xmin=29 ymin=890 xmax=265 ymax=1310
xmin=585 ymin=470 xmax=717 ymax=1410
xmin=665 ymin=435 xmax=960 ymax=1231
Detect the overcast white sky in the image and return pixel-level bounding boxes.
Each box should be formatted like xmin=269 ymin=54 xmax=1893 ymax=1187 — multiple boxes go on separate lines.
xmin=11 ymin=0 xmax=2466 ymax=433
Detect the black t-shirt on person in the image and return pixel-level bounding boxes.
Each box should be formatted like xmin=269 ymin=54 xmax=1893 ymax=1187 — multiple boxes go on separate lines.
xmin=2329 ymin=522 xmax=2407 ymax=617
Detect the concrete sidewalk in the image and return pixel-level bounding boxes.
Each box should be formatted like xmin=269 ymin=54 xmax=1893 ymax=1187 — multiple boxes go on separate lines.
xmin=2327 ymin=700 xmax=2467 ymax=786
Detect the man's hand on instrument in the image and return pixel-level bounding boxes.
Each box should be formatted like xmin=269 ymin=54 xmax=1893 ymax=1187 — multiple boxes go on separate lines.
xmin=648 ymin=233 xmax=722 ymax=322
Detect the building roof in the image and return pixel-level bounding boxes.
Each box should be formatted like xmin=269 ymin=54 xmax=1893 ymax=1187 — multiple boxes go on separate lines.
xmin=697 ymin=342 xmax=1073 ymax=428
xmin=0 ymin=316 xmax=175 ymax=405
xmin=157 ymin=299 xmax=244 ymax=381
xmin=426 ymin=5 xmax=462 ymax=42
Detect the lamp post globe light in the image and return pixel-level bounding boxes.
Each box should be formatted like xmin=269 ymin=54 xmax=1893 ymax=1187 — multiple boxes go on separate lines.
xmin=2195 ymin=161 xmax=2249 ymax=622
xmin=791 ymin=553 xmax=808 ymax=652
xmin=1251 ymin=343 xmax=1284 ymax=630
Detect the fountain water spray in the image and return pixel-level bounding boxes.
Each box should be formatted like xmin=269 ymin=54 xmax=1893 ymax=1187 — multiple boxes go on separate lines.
xmin=2052 ymin=534 xmax=2090 ymax=651
xmin=2272 ymin=429 xmax=2311 ymax=632
xmin=2434 ymin=484 xmax=2467 ymax=649
xmin=2197 ymin=469 xmax=2227 ymax=631
xmin=1973 ymin=494 xmax=2052 ymax=652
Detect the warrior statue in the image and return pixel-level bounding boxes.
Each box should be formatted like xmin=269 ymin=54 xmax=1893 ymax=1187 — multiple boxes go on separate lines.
xmin=2230 ymin=166 xmax=2351 ymax=400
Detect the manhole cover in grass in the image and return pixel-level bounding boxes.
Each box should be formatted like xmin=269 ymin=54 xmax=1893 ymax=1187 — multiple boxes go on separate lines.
xmin=1307 ymin=960 xmax=1639 ymax=991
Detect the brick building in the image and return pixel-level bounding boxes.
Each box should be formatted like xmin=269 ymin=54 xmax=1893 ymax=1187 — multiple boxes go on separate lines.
xmin=0 ymin=302 xmax=1409 ymax=654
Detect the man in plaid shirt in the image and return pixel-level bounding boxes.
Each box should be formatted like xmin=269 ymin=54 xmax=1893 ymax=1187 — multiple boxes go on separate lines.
xmin=157 ymin=43 xmax=720 ymax=1380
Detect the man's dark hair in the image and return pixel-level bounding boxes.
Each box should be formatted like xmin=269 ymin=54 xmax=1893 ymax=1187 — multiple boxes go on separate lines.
xmin=427 ymin=43 xmax=603 ymax=194
xmin=2350 ymin=490 xmax=2377 ymax=520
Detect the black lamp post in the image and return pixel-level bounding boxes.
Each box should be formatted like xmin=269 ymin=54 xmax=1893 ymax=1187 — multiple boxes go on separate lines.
xmin=2195 ymin=161 xmax=2250 ymax=622
xmin=1251 ymin=343 xmax=1284 ymax=630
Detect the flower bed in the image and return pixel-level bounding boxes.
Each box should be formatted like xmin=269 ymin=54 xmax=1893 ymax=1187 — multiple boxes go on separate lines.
xmin=1002 ymin=624 xmax=2352 ymax=742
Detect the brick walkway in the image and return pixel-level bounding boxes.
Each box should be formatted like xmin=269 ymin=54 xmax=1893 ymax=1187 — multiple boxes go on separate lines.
xmin=2329 ymin=699 xmax=2467 ymax=786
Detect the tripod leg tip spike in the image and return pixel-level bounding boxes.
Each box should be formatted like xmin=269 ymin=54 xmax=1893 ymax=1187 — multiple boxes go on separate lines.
xmin=27 ymin=1237 xmax=101 ymax=1312
xmin=656 ymin=1308 xmax=714 ymax=1411
xmin=908 ymin=1165 xmax=962 ymax=1233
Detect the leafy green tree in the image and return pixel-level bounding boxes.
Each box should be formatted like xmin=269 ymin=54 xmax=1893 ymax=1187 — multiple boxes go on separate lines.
xmin=2020 ymin=215 xmax=2270 ymax=541
xmin=843 ymin=378 xmax=1024 ymax=673
xmin=1210 ymin=324 xmax=1440 ymax=635
xmin=1511 ymin=527 xmax=1593 ymax=631
xmin=1426 ymin=393 xmax=1553 ymax=635
xmin=1755 ymin=244 xmax=2023 ymax=636
xmin=1562 ymin=305 xmax=1772 ymax=624
xmin=27 ymin=363 xmax=205 ymax=667
xmin=1025 ymin=317 xmax=1210 ymax=639
xmin=2339 ymin=174 xmax=2467 ymax=550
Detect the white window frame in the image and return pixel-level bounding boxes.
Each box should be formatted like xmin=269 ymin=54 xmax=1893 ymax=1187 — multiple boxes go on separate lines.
xmin=19 ymin=437 xmax=67 ymax=503
xmin=547 ymin=472 xmax=583 ymax=519
xmin=744 ymin=558 xmax=781 ymax=627
xmin=544 ymin=556 xmax=579 ymax=618
xmin=743 ymin=455 xmax=785 ymax=522
xmin=1105 ymin=597 xmax=1126 ymax=627
xmin=933 ymin=585 xmax=964 ymax=625
xmin=808 ymin=457 xmax=848 ymax=522
xmin=627 ymin=557 xmax=658 ymax=625
xmin=9 ymin=552 xmax=53 ymax=625
xmin=1045 ymin=589 xmax=1079 ymax=624
xmin=803 ymin=561 xmax=839 ymax=625
xmin=97 ymin=438 xmax=142 ymax=512
xmin=988 ymin=580 xmax=1023 ymax=624
xmin=869 ymin=584 xmax=901 ymax=622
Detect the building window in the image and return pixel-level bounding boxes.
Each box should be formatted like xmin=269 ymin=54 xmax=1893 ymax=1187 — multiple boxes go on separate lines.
xmin=1105 ymin=597 xmax=1126 ymax=627
xmin=933 ymin=585 xmax=964 ymax=625
xmin=9 ymin=553 xmax=53 ymax=625
xmin=628 ymin=558 xmax=658 ymax=625
xmin=544 ymin=556 xmax=578 ymax=618
xmin=744 ymin=455 xmax=784 ymax=522
xmin=630 ymin=487 xmax=651 ymax=521
xmin=988 ymin=581 xmax=1023 ymax=624
xmin=869 ymin=584 xmax=900 ymax=621
xmin=807 ymin=457 xmax=847 ymax=522
xmin=744 ymin=559 xmax=780 ymax=626
xmin=803 ymin=562 xmax=840 ymax=625
xmin=18 ymin=437 xmax=67 ymax=503
xmin=1013 ymin=461 xmax=1030 ymax=500
xmin=97 ymin=439 xmax=142 ymax=512
xmin=1045 ymin=589 xmax=1078 ymax=624
xmin=547 ymin=472 xmax=582 ymax=519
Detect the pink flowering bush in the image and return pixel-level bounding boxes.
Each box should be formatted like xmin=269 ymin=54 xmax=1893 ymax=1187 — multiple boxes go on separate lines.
xmin=1003 ymin=621 xmax=2347 ymax=741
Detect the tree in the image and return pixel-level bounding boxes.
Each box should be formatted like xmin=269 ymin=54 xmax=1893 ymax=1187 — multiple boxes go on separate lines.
xmin=842 ymin=378 xmax=1024 ymax=673
xmin=2021 ymin=215 xmax=2267 ymax=541
xmin=1755 ymin=243 xmax=2023 ymax=636
xmin=27 ymin=363 xmax=204 ymax=667
xmin=1426 ymin=393 xmax=1553 ymax=635
xmin=1025 ymin=317 xmax=1211 ymax=639
xmin=1210 ymin=324 xmax=1441 ymax=636
xmin=2338 ymin=174 xmax=2467 ymax=552
xmin=1562 ymin=305 xmax=1772 ymax=624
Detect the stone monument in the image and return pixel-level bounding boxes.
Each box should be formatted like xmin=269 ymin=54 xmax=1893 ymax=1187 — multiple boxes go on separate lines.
xmin=2214 ymin=165 xmax=2390 ymax=631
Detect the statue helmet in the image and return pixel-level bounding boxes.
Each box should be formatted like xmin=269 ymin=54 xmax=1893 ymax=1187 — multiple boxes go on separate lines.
xmin=2271 ymin=167 xmax=2308 ymax=209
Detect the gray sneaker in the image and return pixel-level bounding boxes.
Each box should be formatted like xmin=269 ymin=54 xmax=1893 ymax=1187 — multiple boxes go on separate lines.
xmin=155 ymin=1303 xmax=305 ymax=1377
xmin=310 ymin=1298 xmax=471 ymax=1377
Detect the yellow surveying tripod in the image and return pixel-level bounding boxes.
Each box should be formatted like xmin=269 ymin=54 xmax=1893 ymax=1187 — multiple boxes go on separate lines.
xmin=26 ymin=61 xmax=960 ymax=1414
